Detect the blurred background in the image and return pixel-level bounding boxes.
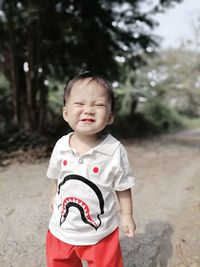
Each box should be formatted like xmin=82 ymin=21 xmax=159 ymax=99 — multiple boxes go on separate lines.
xmin=0 ymin=0 xmax=200 ymax=155
xmin=0 ymin=1 xmax=200 ymax=267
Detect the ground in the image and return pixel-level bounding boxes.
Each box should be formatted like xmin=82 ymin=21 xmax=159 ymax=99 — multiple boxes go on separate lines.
xmin=0 ymin=130 xmax=199 ymax=267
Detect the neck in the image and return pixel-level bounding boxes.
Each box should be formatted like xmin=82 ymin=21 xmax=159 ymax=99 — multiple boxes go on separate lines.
xmin=70 ymin=133 xmax=104 ymax=155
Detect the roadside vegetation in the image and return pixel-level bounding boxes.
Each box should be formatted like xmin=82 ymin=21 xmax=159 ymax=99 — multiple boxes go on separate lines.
xmin=0 ymin=0 xmax=200 ymax=156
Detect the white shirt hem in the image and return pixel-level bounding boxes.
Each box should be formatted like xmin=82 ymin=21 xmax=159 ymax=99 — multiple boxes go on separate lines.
xmin=49 ymin=223 xmax=119 ymax=245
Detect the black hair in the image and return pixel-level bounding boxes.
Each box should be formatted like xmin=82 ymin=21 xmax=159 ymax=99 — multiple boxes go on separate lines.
xmin=63 ymin=71 xmax=115 ymax=112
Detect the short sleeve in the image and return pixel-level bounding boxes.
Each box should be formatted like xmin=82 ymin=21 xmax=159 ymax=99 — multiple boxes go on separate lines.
xmin=114 ymin=146 xmax=135 ymax=191
xmin=47 ymin=141 xmax=60 ymax=179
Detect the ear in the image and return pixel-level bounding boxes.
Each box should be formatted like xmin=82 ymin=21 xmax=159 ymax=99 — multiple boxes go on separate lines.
xmin=107 ymin=113 xmax=114 ymax=125
xmin=62 ymin=106 xmax=68 ymax=122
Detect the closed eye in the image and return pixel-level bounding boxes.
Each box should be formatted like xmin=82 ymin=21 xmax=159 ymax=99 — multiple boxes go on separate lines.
xmin=74 ymin=102 xmax=84 ymax=106
xmin=95 ymin=103 xmax=106 ymax=107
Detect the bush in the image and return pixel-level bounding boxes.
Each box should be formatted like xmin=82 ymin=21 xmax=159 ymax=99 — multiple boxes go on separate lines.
xmin=141 ymin=100 xmax=183 ymax=133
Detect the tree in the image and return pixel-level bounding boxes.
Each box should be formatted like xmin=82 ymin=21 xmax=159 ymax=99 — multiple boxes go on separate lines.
xmin=132 ymin=48 xmax=200 ymax=117
xmin=0 ymin=0 xmax=183 ymax=133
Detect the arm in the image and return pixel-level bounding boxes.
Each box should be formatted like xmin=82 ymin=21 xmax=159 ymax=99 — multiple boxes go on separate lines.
xmin=116 ymin=189 xmax=136 ymax=237
xmin=49 ymin=180 xmax=57 ymax=213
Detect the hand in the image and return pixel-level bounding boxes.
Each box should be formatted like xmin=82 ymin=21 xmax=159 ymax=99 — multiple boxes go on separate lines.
xmin=121 ymin=213 xmax=136 ymax=237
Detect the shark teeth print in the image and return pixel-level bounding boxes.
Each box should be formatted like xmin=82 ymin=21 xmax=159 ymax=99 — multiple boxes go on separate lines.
xmin=61 ymin=197 xmax=98 ymax=227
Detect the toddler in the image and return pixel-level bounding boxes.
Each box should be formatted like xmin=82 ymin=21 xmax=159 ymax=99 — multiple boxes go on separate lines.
xmin=46 ymin=72 xmax=136 ymax=267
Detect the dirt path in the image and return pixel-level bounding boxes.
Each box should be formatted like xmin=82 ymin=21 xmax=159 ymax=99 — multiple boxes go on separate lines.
xmin=0 ymin=132 xmax=199 ymax=267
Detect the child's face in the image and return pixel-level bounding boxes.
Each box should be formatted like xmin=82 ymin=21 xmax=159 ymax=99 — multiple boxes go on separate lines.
xmin=63 ymin=78 xmax=114 ymax=137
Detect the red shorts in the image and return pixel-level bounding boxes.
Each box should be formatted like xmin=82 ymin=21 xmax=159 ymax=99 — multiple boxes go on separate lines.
xmin=46 ymin=228 xmax=123 ymax=267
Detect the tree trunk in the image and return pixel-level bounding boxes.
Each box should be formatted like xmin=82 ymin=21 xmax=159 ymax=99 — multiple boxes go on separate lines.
xmin=38 ymin=85 xmax=47 ymax=133
xmin=9 ymin=46 xmax=19 ymax=127
xmin=7 ymin=9 xmax=20 ymax=128
xmin=25 ymin=36 xmax=36 ymax=131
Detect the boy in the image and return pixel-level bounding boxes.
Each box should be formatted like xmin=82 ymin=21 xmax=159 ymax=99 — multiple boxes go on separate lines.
xmin=46 ymin=72 xmax=136 ymax=267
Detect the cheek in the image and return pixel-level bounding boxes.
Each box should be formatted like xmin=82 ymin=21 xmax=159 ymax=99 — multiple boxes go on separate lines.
xmin=69 ymin=109 xmax=83 ymax=120
xmin=68 ymin=107 xmax=79 ymax=115
xmin=103 ymin=110 xmax=112 ymax=120
xmin=74 ymin=109 xmax=83 ymax=116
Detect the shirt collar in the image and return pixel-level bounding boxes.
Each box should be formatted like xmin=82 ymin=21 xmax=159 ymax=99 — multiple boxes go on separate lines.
xmin=94 ymin=134 xmax=120 ymax=156
xmin=60 ymin=133 xmax=120 ymax=157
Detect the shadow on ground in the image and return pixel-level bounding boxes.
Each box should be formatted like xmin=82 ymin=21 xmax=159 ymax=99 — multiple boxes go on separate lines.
xmin=120 ymin=221 xmax=173 ymax=267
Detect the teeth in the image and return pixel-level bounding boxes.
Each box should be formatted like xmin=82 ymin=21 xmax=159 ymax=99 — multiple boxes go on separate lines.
xmin=62 ymin=197 xmax=98 ymax=227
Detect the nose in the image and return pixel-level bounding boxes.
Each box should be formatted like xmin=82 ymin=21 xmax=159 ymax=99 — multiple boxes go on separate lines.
xmin=84 ymin=106 xmax=95 ymax=115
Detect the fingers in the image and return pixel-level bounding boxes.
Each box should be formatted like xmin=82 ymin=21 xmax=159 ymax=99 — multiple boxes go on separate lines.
xmin=123 ymin=220 xmax=136 ymax=237
xmin=120 ymin=214 xmax=136 ymax=238
xmin=125 ymin=225 xmax=135 ymax=237
xmin=126 ymin=231 xmax=134 ymax=237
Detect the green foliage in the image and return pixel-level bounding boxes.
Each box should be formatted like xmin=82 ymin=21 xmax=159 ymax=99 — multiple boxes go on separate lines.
xmin=0 ymin=0 xmax=164 ymax=83
xmin=134 ymin=48 xmax=200 ymax=117
xmin=0 ymin=0 xmax=185 ymax=146
xmin=141 ymin=99 xmax=183 ymax=133
xmin=0 ymin=0 xmax=183 ymax=128
xmin=46 ymin=82 xmax=70 ymax=137
xmin=180 ymin=116 xmax=200 ymax=130
xmin=114 ymin=46 xmax=200 ymax=137
xmin=109 ymin=94 xmax=183 ymax=137
xmin=109 ymin=112 xmax=151 ymax=138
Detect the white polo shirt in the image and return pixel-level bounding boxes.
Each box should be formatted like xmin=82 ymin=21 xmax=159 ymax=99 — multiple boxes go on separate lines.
xmin=47 ymin=133 xmax=135 ymax=245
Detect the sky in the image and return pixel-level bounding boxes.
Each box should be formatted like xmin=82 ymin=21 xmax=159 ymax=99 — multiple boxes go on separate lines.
xmin=149 ymin=0 xmax=200 ymax=48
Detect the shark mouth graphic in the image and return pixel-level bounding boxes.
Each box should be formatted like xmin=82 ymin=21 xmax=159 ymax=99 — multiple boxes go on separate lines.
xmin=58 ymin=174 xmax=104 ymax=230
xmin=60 ymin=197 xmax=98 ymax=229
